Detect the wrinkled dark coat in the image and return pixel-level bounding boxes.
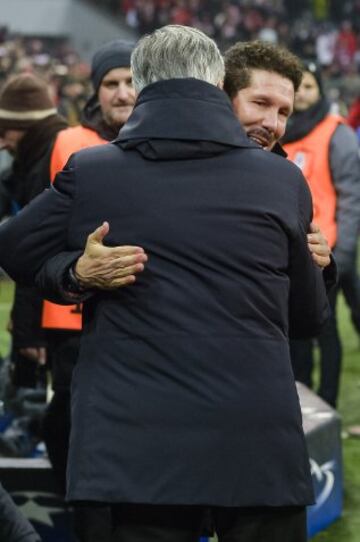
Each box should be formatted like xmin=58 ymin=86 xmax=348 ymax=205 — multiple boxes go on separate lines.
xmin=0 ymin=79 xmax=330 ymax=507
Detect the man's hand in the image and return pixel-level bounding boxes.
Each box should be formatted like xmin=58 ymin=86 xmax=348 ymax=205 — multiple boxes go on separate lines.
xmin=74 ymin=222 xmax=148 ymax=290
xmin=307 ymin=222 xmax=331 ymax=268
xmin=19 ymin=347 xmax=47 ymax=366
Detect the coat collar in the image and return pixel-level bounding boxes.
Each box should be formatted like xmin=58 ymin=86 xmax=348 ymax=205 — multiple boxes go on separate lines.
xmin=116 ymin=78 xmax=258 ymax=150
xmin=272 ymin=142 xmax=287 ymax=157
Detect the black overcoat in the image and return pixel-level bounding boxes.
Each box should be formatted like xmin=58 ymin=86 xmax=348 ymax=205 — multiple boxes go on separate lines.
xmin=0 ymin=79 xmax=330 ymax=507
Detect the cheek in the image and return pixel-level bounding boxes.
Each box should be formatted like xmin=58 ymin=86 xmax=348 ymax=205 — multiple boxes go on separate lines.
xmin=98 ymin=88 xmax=115 ymax=108
xmin=233 ymin=104 xmax=254 ymax=127
xmin=128 ymin=89 xmax=136 ymax=102
xmin=275 ymin=121 xmax=287 ymax=140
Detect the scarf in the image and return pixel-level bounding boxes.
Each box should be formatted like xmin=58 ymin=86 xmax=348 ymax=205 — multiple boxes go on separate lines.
xmin=282 ymin=97 xmax=330 ymax=144
xmin=13 ymin=114 xmax=68 ymax=178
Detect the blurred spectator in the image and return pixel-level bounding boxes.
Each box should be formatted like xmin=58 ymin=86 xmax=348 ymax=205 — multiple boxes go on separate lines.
xmin=283 ymin=61 xmax=360 ymax=407
xmin=0 ymin=32 xmax=91 ymax=126
xmin=316 ymin=23 xmax=336 ymax=68
xmin=57 ymin=75 xmax=88 ymax=126
xmin=115 ymin=0 xmax=360 ymax=110
xmin=3 ymin=3 xmax=360 ymax=111
xmin=334 ymin=20 xmax=357 ymax=72
xmin=348 ymin=94 xmax=360 ymax=137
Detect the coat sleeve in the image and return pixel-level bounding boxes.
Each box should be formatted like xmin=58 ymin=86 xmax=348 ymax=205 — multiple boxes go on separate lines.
xmin=329 ymin=124 xmax=360 ymax=276
xmin=35 ymin=250 xmax=92 ymax=305
xmin=322 ymin=254 xmax=338 ymax=294
xmin=0 ymin=156 xmax=76 ymax=286
xmin=288 ymin=173 xmax=331 ymax=339
xmin=11 ymin=285 xmax=46 ymax=348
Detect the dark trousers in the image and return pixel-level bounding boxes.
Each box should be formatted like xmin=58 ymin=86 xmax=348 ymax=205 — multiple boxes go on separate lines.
xmin=339 ymin=263 xmax=360 ymax=335
xmin=43 ymin=333 xmax=113 ymax=542
xmin=42 ymin=389 xmax=71 ymax=495
xmin=107 ymin=504 xmax=307 ymax=542
xmin=290 ymin=287 xmax=341 ymax=407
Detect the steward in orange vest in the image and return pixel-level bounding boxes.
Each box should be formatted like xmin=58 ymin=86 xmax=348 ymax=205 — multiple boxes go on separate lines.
xmin=283 ymin=114 xmax=343 ymax=249
xmin=42 ymin=40 xmax=136 ymax=335
xmin=283 ymin=61 xmax=360 ymax=408
xmin=42 ymin=126 xmax=107 ymax=332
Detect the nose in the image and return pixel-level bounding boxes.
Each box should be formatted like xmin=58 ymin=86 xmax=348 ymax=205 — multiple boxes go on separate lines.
xmin=262 ymin=109 xmax=278 ymax=134
xmin=115 ymin=82 xmax=131 ymax=101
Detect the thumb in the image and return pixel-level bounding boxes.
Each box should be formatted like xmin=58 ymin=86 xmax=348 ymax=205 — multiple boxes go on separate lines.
xmin=88 ymin=221 xmax=110 ymax=245
xmin=309 ymin=222 xmax=320 ymax=234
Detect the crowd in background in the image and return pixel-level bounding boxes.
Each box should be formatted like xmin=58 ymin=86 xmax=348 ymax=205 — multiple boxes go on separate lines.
xmin=3 ymin=1 xmax=360 ymax=123
xmin=116 ymin=0 xmax=360 ymax=109
xmin=0 ymin=27 xmax=91 ymax=127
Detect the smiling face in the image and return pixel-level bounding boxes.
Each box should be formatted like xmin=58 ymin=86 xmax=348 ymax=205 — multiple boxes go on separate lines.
xmin=97 ymin=67 xmax=136 ymax=130
xmin=231 ymin=68 xmax=294 ymax=150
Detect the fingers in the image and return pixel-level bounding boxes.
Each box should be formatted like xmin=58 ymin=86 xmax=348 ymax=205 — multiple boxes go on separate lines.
xmin=307 ymin=232 xmax=324 ymax=245
xmin=307 ymin=242 xmax=329 ymax=256
xmin=92 ymin=260 xmax=146 ymax=283
xmin=101 ymin=275 xmax=137 ymax=290
xmin=103 ymin=245 xmax=147 ymax=258
xmin=311 ymin=252 xmax=331 ymax=268
xmin=75 ymin=251 xmax=147 ymax=289
xmin=110 ymin=252 xmax=147 ymax=268
xmin=307 ymin=225 xmax=331 ymax=268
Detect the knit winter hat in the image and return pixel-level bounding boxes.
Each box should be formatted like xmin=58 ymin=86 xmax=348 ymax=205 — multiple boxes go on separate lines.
xmin=0 ymin=73 xmax=57 ymax=134
xmin=91 ymin=39 xmax=135 ymax=93
xmin=302 ymin=60 xmax=324 ymax=96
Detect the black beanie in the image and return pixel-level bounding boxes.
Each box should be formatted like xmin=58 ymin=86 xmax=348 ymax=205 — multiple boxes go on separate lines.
xmin=91 ymin=39 xmax=135 ymax=93
xmin=302 ymin=60 xmax=324 ymax=96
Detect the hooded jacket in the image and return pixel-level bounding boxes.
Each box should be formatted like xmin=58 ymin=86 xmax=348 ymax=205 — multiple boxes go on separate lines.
xmin=0 ymin=78 xmax=329 ymax=506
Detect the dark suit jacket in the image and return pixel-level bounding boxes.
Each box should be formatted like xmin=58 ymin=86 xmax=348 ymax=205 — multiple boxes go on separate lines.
xmin=0 ymin=79 xmax=330 ymax=506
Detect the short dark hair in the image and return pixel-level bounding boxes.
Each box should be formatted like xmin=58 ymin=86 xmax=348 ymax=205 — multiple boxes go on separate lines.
xmin=224 ymin=41 xmax=303 ymax=99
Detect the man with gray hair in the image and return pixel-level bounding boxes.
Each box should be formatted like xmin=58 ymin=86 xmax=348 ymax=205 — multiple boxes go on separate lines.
xmin=0 ymin=25 xmax=330 ymax=542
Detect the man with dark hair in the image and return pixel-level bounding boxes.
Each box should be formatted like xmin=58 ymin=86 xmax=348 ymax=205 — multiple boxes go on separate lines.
xmin=0 ymin=26 xmax=330 ymax=541
xmin=223 ymin=40 xmax=302 ymax=153
xmin=224 ymin=40 xmax=303 ymax=103
xmin=70 ymin=41 xmax=333 ymax=289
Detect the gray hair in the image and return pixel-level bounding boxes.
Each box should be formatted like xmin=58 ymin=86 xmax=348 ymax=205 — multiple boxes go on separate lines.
xmin=131 ymin=25 xmax=225 ymax=93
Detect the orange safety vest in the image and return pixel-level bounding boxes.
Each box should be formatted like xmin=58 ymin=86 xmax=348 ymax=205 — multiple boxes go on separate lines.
xmin=283 ymin=115 xmax=344 ymax=249
xmin=50 ymin=126 xmax=106 ymax=182
xmin=42 ymin=126 xmax=107 ymax=331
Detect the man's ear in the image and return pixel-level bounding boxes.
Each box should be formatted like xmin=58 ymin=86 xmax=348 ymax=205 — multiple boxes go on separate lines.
xmin=217 ymin=80 xmax=224 ymax=90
